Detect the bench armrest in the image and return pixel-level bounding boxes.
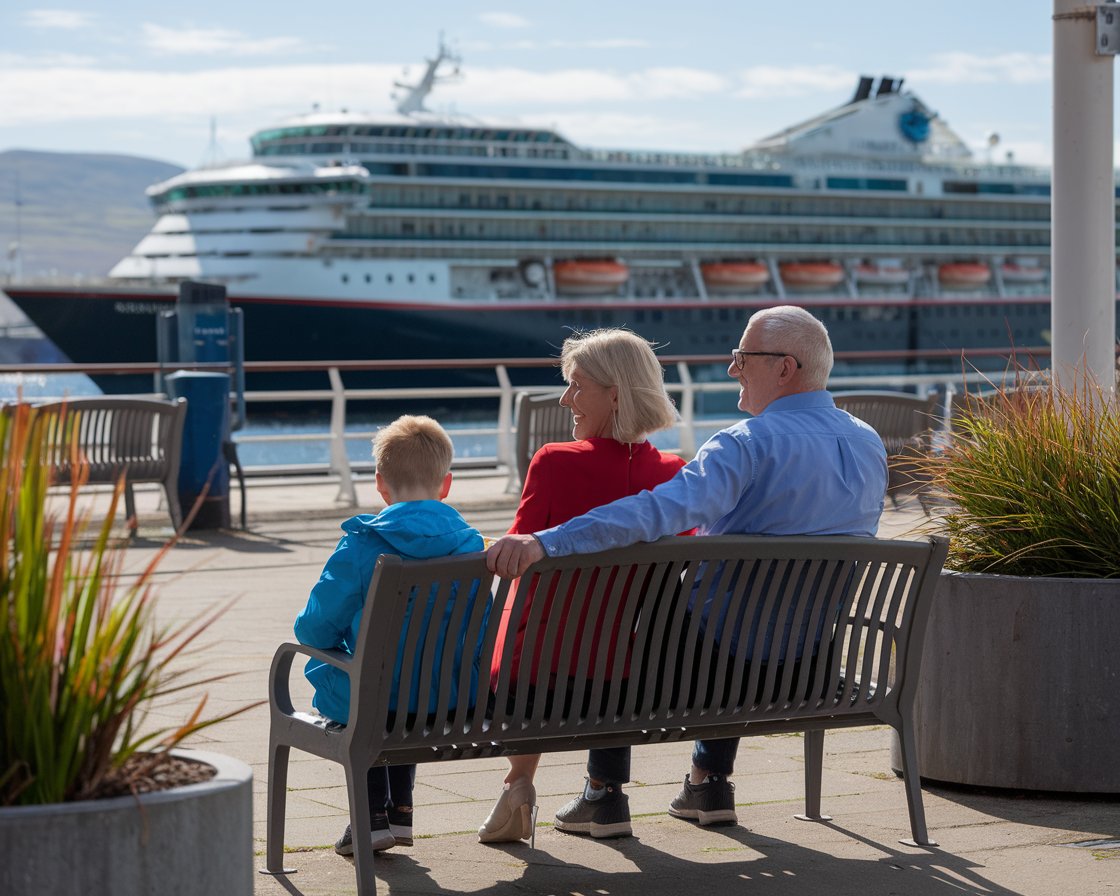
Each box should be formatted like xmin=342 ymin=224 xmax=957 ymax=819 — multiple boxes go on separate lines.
xmin=269 ymin=641 xmax=354 ymax=716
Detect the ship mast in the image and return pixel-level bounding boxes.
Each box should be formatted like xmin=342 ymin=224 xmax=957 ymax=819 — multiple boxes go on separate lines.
xmin=393 ymin=36 xmax=461 ymax=117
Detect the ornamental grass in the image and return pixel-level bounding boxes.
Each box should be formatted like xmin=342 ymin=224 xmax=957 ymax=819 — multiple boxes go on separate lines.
xmin=0 ymin=402 xmax=246 ymax=806
xmin=920 ymin=378 xmax=1120 ymax=578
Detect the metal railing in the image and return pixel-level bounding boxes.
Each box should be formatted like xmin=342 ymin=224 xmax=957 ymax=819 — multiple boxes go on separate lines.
xmin=232 ymin=356 xmax=1048 ymax=506
xmin=2 ymin=349 xmax=1056 ymax=507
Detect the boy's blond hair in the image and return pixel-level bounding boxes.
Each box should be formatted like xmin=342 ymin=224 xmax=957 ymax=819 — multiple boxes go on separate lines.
xmin=372 ymin=415 xmax=454 ymax=494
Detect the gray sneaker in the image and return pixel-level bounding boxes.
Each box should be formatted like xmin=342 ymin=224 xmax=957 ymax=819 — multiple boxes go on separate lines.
xmin=668 ymin=774 xmax=737 ymax=826
xmin=554 ymin=782 xmax=632 ymax=838
xmin=333 ymin=814 xmax=397 ymax=856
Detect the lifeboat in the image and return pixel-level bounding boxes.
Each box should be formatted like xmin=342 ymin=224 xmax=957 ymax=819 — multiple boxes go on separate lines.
xmin=700 ymin=261 xmax=770 ymax=293
xmin=939 ymin=262 xmax=992 ymax=288
xmin=553 ymin=260 xmax=629 ymax=296
xmin=853 ymin=261 xmax=910 ymax=287
xmin=1000 ymin=261 xmax=1047 ymax=284
xmin=779 ymin=261 xmax=845 ymax=289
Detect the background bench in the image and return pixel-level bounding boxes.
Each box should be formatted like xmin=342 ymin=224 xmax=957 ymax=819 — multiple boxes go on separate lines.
xmin=509 ymin=390 xmax=570 ymax=491
xmin=35 ymin=396 xmax=187 ymax=530
xmin=265 ymin=533 xmax=948 ymax=896
xmin=833 ymin=390 xmax=941 ymax=506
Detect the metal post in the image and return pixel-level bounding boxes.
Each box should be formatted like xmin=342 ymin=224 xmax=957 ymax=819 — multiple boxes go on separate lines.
xmin=328 ymin=366 xmax=357 ymax=506
xmin=1052 ymin=0 xmax=1117 ymax=395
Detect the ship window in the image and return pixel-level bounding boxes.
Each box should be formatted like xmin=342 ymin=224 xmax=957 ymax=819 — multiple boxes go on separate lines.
xmin=428 ymin=274 xmax=436 ymax=283
xmin=341 ymin=274 xmax=349 ymax=284
xmin=387 ymin=274 xmax=394 ymax=283
xmin=364 ymin=274 xmax=371 ymax=283
xmin=408 ymin=274 xmax=415 ymax=283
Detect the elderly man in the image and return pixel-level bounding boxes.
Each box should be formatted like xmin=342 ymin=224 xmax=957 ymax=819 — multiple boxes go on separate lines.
xmin=486 ymin=304 xmax=887 ymax=836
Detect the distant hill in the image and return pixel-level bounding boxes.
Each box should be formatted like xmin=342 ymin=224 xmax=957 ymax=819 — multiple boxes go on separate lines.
xmin=0 ymin=149 xmax=183 ymax=280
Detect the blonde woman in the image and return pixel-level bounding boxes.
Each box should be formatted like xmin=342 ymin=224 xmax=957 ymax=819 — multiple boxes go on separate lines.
xmin=479 ymin=328 xmax=688 ymax=843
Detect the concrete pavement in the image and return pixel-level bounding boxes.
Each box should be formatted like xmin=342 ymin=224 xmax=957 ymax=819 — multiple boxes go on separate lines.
xmin=98 ymin=474 xmax=1119 ymax=895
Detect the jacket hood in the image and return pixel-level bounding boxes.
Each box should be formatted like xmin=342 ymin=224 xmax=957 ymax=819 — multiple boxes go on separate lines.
xmin=342 ymin=500 xmax=482 ymax=559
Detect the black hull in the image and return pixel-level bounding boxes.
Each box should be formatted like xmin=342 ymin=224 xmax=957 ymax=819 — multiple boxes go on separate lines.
xmin=4 ymin=284 xmax=1105 ymax=398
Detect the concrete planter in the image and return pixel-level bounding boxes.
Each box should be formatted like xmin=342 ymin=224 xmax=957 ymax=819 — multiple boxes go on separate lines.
xmin=892 ymin=570 xmax=1120 ymax=792
xmin=0 ymin=750 xmax=252 ymax=896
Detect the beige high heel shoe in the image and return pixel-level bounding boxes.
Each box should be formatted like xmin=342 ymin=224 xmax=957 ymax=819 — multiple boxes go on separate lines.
xmin=478 ymin=778 xmax=538 ymax=845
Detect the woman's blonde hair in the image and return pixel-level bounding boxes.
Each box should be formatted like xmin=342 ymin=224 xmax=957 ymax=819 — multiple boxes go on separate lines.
xmin=372 ymin=415 xmax=453 ymax=494
xmin=559 ymin=329 xmax=679 ymax=443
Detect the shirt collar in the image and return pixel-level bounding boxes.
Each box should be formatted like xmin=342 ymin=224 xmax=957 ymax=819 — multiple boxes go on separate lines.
xmin=759 ymin=390 xmax=835 ymax=414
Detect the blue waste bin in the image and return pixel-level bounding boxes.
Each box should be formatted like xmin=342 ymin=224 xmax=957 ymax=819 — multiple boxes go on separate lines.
xmin=166 ymin=370 xmax=231 ymax=530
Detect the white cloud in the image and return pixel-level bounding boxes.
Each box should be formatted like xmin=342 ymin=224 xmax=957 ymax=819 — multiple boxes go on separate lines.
xmin=0 ymin=51 xmax=98 ymax=67
xmin=455 ymin=66 xmax=725 ymax=105
xmin=630 ymin=68 xmax=726 ymax=99
xmin=734 ymin=65 xmax=855 ymax=99
xmin=140 ymin=24 xmax=307 ymax=57
xmin=479 ymin=12 xmax=530 ymax=29
xmin=550 ymin=38 xmax=651 ymax=50
xmin=0 ymin=63 xmax=403 ymax=129
xmin=905 ymin=52 xmax=1050 ymax=86
xmin=23 ymin=9 xmax=92 ymax=30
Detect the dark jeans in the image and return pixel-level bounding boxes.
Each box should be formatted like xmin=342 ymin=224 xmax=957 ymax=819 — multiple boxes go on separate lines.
xmin=587 ymin=746 xmax=631 ymax=785
xmin=366 ymin=764 xmax=415 ymax=820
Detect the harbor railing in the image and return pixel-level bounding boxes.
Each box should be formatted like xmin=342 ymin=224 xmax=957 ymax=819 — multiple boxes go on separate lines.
xmin=2 ymin=348 xmax=1055 ymax=507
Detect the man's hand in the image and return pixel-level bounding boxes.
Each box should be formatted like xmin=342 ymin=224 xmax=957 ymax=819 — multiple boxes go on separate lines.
xmin=486 ymin=534 xmax=545 ymax=578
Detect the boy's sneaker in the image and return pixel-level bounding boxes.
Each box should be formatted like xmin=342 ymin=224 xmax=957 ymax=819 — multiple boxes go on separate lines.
xmin=387 ymin=806 xmax=413 ymax=847
xmin=333 ymin=815 xmax=397 ymax=856
xmin=554 ymin=781 xmax=632 ymax=839
xmin=668 ymin=774 xmax=737 ymax=826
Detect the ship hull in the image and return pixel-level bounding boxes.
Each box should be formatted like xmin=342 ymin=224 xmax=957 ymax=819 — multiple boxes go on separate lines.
xmin=4 ymin=284 xmax=1106 ymax=397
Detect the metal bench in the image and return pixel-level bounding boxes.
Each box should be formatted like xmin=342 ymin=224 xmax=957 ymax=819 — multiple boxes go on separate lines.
xmin=832 ymin=391 xmax=942 ymax=506
xmin=264 ymin=533 xmax=948 ymax=896
xmin=509 ymin=390 xmax=570 ymax=491
xmin=34 ymin=396 xmax=187 ymax=531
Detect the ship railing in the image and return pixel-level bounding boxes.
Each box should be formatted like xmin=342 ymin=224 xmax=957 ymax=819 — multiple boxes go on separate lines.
xmin=1 ymin=348 xmax=1053 ymax=507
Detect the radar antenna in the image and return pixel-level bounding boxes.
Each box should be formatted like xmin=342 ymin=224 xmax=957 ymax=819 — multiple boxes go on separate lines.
xmin=393 ymin=35 xmax=461 ymax=117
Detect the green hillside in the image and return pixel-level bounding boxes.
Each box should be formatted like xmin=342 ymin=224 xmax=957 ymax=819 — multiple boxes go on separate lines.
xmin=0 ymin=149 xmax=183 ymax=279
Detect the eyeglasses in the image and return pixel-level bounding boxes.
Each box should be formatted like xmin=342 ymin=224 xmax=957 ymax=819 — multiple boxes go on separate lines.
xmin=731 ymin=349 xmax=803 ymax=370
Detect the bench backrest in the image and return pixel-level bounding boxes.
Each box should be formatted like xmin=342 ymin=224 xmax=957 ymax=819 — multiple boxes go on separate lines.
xmin=832 ymin=391 xmax=941 ymax=456
xmin=33 ymin=397 xmax=186 ymax=486
xmin=513 ymin=391 xmax=571 ymax=487
xmin=340 ymin=534 xmax=947 ymax=764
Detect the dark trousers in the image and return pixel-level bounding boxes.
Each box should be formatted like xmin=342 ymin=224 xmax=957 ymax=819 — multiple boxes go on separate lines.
xmin=366 ymin=764 xmax=415 ymax=819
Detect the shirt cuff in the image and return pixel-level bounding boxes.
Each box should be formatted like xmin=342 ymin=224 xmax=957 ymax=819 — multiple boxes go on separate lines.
xmin=535 ymin=526 xmax=567 ymax=557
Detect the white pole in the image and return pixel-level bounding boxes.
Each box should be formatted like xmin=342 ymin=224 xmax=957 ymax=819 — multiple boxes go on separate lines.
xmin=1052 ymin=0 xmax=1116 ymax=394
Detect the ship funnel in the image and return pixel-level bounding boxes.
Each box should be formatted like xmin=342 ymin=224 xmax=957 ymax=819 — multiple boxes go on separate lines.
xmin=876 ymin=77 xmax=896 ymax=97
xmin=850 ymin=76 xmax=874 ymax=104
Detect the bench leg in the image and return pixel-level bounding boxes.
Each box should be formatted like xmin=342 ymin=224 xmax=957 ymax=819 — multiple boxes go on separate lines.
xmin=895 ymin=724 xmax=938 ymax=848
xmin=794 ymin=729 xmax=832 ymax=823
xmin=262 ymin=741 xmax=296 ymax=876
xmin=346 ymin=763 xmax=380 ymax=896
xmin=124 ymin=483 xmax=138 ymax=535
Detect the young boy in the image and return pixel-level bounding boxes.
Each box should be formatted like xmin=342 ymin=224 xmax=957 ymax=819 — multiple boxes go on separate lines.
xmin=293 ymin=415 xmax=484 ymax=856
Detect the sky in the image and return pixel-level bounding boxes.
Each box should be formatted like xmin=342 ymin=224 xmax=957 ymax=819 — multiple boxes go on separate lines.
xmin=0 ymin=1 xmax=1113 ymax=171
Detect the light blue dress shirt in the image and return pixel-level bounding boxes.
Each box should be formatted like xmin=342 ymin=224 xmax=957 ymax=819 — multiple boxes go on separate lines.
xmin=536 ymin=390 xmax=888 ymax=658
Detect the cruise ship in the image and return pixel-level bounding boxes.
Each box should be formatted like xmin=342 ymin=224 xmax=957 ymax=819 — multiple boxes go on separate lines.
xmin=5 ymin=42 xmax=1118 ymax=394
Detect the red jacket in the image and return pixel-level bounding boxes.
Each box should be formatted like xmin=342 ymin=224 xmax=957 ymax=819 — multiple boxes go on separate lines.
xmin=492 ymin=438 xmax=688 ymax=687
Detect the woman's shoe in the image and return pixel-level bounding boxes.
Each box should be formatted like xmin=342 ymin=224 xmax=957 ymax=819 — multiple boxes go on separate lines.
xmin=478 ymin=778 xmax=537 ymax=843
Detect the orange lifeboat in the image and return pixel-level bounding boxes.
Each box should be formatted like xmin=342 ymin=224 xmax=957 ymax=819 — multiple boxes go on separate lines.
xmin=1000 ymin=261 xmax=1047 ymax=284
xmin=553 ymin=260 xmax=629 ymax=296
xmin=939 ymin=262 xmax=991 ymax=288
xmin=700 ymin=261 xmax=770 ymax=293
xmin=853 ymin=261 xmax=910 ymax=287
xmin=779 ymin=261 xmax=845 ymax=289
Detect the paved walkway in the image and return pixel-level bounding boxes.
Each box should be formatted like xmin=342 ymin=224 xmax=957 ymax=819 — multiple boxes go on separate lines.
xmin=100 ymin=475 xmax=1118 ymax=895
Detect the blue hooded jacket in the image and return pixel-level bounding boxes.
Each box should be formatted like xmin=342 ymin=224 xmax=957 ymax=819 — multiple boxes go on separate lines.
xmin=293 ymin=500 xmax=486 ymax=723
